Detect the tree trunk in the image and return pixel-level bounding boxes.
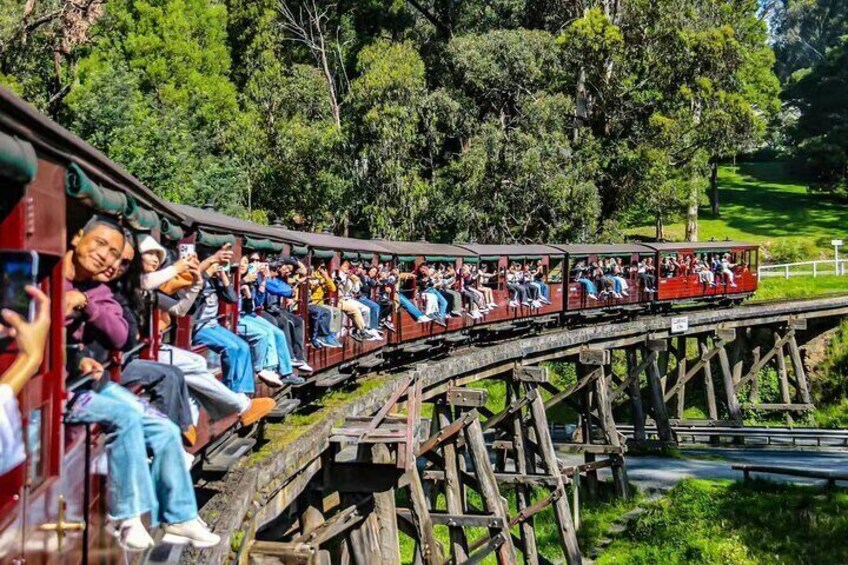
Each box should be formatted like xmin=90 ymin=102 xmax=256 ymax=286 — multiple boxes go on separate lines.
xmin=655 ymin=213 xmax=665 ymax=241
xmin=685 ymin=184 xmax=698 ymax=242
xmin=709 ymin=158 xmax=719 ymax=217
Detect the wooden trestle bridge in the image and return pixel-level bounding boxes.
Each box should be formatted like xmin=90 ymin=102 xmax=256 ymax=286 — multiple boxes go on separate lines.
xmin=185 ymin=295 xmax=848 ymax=565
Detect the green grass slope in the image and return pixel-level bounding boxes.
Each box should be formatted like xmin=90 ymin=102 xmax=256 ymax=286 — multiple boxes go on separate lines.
xmin=630 ymin=162 xmax=848 ymax=261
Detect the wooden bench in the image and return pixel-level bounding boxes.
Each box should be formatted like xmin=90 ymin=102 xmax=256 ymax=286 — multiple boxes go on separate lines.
xmin=732 ymin=464 xmax=848 ymax=487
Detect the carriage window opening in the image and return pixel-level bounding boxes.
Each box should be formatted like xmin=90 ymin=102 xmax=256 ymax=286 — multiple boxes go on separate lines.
xmin=548 ymin=259 xmax=563 ymax=283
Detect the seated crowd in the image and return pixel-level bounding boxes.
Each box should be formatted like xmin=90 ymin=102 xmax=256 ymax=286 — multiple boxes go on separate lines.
xmin=571 ymin=256 xmax=657 ymax=300
xmin=2 ymin=217 xmax=559 ymax=553
xmin=660 ymin=252 xmax=742 ymax=288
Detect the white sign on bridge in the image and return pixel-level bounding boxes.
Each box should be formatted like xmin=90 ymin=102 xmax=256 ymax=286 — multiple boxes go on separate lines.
xmin=671 ymin=316 xmax=689 ymax=334
xmin=832 ymin=239 xmax=843 ymax=247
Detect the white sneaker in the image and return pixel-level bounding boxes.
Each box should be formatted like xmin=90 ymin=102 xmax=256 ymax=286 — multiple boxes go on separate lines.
xmin=488 ymin=302 xmax=497 ymax=308
xmin=257 ymin=370 xmax=283 ymax=387
xmin=163 ymin=518 xmax=221 ymax=548
xmin=296 ymin=360 xmax=313 ymax=373
xmin=621 ymin=290 xmax=629 ymax=296
xmin=109 ymin=517 xmax=154 ymax=551
xmin=417 ymin=315 xmax=431 ymax=323
xmin=509 ymin=300 xmax=519 ymax=308
xmin=588 ymin=294 xmax=598 ymax=300
xmin=531 ymin=300 xmax=542 ymax=309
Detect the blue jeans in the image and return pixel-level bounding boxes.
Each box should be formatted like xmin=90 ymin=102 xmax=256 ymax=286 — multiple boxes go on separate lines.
xmin=537 ymin=281 xmax=550 ymax=299
xmin=424 ymin=288 xmax=447 ymax=316
xmin=195 ymin=324 xmax=255 ymax=394
xmin=66 ymin=384 xmax=197 ymax=525
xmin=399 ymin=294 xmax=424 ymax=320
xmin=238 ymin=314 xmax=293 ymax=375
xmin=358 ymin=297 xmax=381 ymax=330
xmin=577 ymin=278 xmax=597 ymax=296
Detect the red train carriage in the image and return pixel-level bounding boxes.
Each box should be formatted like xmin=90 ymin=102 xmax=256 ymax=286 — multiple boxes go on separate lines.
xmin=644 ymin=242 xmax=759 ymax=304
xmin=0 ymin=83 xmax=762 ymax=565
xmin=559 ymin=244 xmax=654 ymax=312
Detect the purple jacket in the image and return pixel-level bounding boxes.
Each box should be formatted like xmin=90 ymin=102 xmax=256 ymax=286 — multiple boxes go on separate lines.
xmin=64 ymin=279 xmax=129 ymax=350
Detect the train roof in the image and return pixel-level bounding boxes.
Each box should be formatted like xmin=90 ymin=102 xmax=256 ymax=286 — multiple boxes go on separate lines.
xmin=552 ymin=243 xmax=654 ymax=255
xmin=174 ymin=204 xmax=292 ymax=243
xmin=278 ymin=230 xmax=391 ymax=254
xmin=458 ymin=244 xmax=564 ymax=257
xmin=377 ymin=240 xmax=474 ymax=260
xmin=643 ymin=241 xmax=757 ymax=251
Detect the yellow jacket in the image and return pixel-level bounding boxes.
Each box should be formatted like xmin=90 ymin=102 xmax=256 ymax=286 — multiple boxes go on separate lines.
xmin=309 ymin=271 xmax=336 ymax=304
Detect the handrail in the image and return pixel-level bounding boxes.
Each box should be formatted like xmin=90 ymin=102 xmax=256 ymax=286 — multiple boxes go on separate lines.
xmin=758 ymin=258 xmax=848 ymax=279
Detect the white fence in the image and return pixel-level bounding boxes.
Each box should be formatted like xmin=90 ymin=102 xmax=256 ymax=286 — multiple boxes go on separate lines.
xmin=758 ymin=259 xmax=848 ymax=279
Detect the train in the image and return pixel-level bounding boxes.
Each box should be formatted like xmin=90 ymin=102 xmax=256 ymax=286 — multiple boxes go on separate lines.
xmin=0 ymin=85 xmax=759 ymax=563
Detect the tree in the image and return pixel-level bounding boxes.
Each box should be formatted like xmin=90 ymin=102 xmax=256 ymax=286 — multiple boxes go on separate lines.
xmin=771 ymin=0 xmax=848 ymax=81
xmin=786 ymin=39 xmax=848 ymax=196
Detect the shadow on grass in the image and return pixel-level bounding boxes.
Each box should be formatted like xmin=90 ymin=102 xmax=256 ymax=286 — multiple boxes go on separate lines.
xmin=601 ymin=478 xmax=848 ymax=565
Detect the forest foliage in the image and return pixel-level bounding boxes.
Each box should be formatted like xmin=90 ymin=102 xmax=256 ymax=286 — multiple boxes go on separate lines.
xmin=2 ymin=0 xmax=833 ymax=243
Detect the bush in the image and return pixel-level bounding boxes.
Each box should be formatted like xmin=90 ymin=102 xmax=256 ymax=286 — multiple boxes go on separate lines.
xmin=761 ymin=238 xmax=820 ymax=263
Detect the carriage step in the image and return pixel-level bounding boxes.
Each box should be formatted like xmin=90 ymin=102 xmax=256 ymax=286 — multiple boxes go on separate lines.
xmin=315 ymin=372 xmax=353 ymax=388
xmin=204 ymin=437 xmax=256 ymax=473
xmin=402 ymin=343 xmax=431 ymax=354
xmin=268 ymin=398 xmax=301 ymax=420
xmin=357 ymin=356 xmax=383 ymax=370
xmin=444 ymin=333 xmax=467 ymax=343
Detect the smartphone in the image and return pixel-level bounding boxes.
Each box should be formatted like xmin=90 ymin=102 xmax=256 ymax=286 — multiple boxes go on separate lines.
xmin=0 ymin=250 xmax=38 ymax=321
xmin=179 ymin=243 xmax=196 ymax=259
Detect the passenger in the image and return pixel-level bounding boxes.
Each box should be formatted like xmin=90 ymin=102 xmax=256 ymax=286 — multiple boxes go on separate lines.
xmin=572 ymin=261 xmax=598 ymax=300
xmin=694 ymin=256 xmax=716 ymax=286
xmin=506 ymin=264 xmax=529 ymax=307
xmin=91 ymin=234 xmax=196 ymax=441
xmin=308 ymin=263 xmax=342 ymax=348
xmin=189 ymin=245 xmax=263 ymax=395
xmin=0 ymin=285 xmax=49 ymax=475
xmin=260 ymin=258 xmax=313 ymax=371
xmin=336 ymin=260 xmax=380 ymax=341
xmin=236 ymin=257 xmax=303 ymax=385
xmin=64 ymin=216 xmax=219 ymax=550
xmin=637 ymin=258 xmax=657 ymax=293
xmin=417 ymin=264 xmax=448 ymax=320
xmin=721 ymin=254 xmax=738 ymax=287
xmin=532 ymin=261 xmax=552 ymax=303
xmin=438 ymin=265 xmax=464 ymax=317
xmin=610 ymin=258 xmax=630 ymax=297
xmin=361 ymin=265 xmax=395 ymax=332
xmin=396 ymin=269 xmax=435 ymax=325
xmin=458 ymin=265 xmax=487 ymax=319
xmin=137 ymin=236 xmax=275 ymax=428
xmin=475 ymin=264 xmax=498 ymax=308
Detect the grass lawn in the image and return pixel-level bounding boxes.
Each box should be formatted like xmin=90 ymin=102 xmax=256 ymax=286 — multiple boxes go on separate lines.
xmin=597 ymin=479 xmax=848 ymax=565
xmin=629 ymin=162 xmax=848 ymax=260
xmin=753 ymin=275 xmax=848 ymax=302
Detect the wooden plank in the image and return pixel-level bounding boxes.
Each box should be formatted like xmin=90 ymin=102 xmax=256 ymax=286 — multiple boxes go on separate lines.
xmin=610 ymin=350 xmax=656 ymax=404
xmin=675 ymin=337 xmax=686 ymax=420
xmin=396 ymin=508 xmax=504 ymax=529
xmin=371 ymin=444 xmax=400 ymax=565
xmin=717 ymin=342 xmax=742 ymax=421
xmin=594 ymin=366 xmax=629 ymax=498
xmin=700 ymin=337 xmax=718 ymax=421
xmin=447 ymin=387 xmax=488 ymax=408
xmin=517 ymin=365 xmax=549 ymax=383
xmin=423 ymin=470 xmax=559 ymax=487
xmin=626 ymin=349 xmax=646 ymax=442
xmin=787 ymin=334 xmax=812 ymax=405
xmin=464 ymin=417 xmax=518 ymax=564
xmin=364 ymin=376 xmax=412 ymax=435
xmin=579 ymin=348 xmax=610 ymax=366
xmin=416 ymin=411 xmax=473 ymax=457
xmin=775 ymin=332 xmax=792 ymax=405
xmin=483 ymin=392 xmax=535 ymax=432
xmin=663 ymin=341 xmax=723 ymax=402
xmin=510 ymin=381 xmax=538 ymax=565
xmin=528 ymin=393 xmax=583 ymax=565
xmin=437 ymin=404 xmax=468 ymax=563
xmin=736 ymin=329 xmax=794 ymax=391
xmin=646 ymin=353 xmax=674 ymax=443
xmin=405 ymin=464 xmax=443 ymax=565
xmin=544 ymin=367 xmax=600 ymax=410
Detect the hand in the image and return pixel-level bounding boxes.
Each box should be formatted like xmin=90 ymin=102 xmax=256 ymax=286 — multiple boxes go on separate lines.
xmin=188 ymin=264 xmax=202 ymax=282
xmin=242 ymin=272 xmax=257 ymax=283
xmin=1 ymin=286 xmax=50 ymax=365
xmin=173 ymin=258 xmax=192 ymax=275
xmin=64 ymin=289 xmax=87 ymax=316
xmin=79 ymin=357 xmax=105 ymax=382
xmin=216 ymin=245 xmax=234 ymax=265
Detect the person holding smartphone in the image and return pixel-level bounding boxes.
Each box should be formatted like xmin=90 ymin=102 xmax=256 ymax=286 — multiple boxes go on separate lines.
xmin=0 ymin=285 xmax=49 ymax=475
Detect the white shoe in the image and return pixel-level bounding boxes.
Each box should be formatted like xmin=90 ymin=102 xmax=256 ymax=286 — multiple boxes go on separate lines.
xmin=531 ymin=300 xmax=542 ymax=309
xmin=296 ymin=361 xmax=313 ymax=373
xmin=730 ymin=283 xmax=737 ymax=288
xmin=621 ymin=290 xmax=629 ymax=296
xmin=488 ymin=302 xmax=497 ymax=308
xmin=588 ymin=294 xmax=598 ymax=300
xmin=613 ymin=293 xmax=622 ymax=299
xmin=416 ymin=315 xmax=431 ymax=323
xmin=257 ymin=370 xmax=283 ymax=387
xmin=183 ymin=450 xmax=195 ymax=471
xmin=109 ymin=517 xmax=154 ymax=551
xmin=163 ymin=518 xmax=221 ymax=548
xmin=509 ymin=300 xmax=519 ymax=308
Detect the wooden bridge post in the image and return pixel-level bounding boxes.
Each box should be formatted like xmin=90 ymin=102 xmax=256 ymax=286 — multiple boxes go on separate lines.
xmin=371 ymin=444 xmax=400 ymax=565
xmin=625 ymin=348 xmax=647 ymax=442
xmin=698 ymin=336 xmax=719 ymax=421
xmin=593 ymin=363 xmax=630 ymax=499
xmin=675 ymin=337 xmax=687 ymax=420
xmin=645 ymin=341 xmax=674 ymax=443
xmin=508 ymin=380 xmax=539 ymax=565
xmin=436 ymin=402 xmax=468 ymax=562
